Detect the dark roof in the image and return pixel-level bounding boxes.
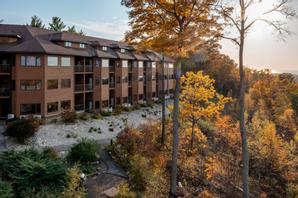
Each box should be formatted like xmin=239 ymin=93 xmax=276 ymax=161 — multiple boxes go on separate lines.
xmin=0 ymin=24 xmax=174 ymax=62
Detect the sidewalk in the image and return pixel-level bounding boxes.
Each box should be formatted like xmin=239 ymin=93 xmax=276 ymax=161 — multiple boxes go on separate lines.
xmin=0 ymin=123 xmax=6 ymax=150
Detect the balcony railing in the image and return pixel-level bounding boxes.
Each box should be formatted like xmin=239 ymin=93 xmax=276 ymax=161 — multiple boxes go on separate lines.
xmin=128 ymin=81 xmax=132 ymax=86
xmin=0 ymin=88 xmax=10 ymax=97
xmin=75 ymin=84 xmax=84 ymax=92
xmin=109 ymin=66 xmax=115 ymax=72
xmin=75 ymin=65 xmax=84 ymax=72
xmin=109 ymin=82 xmax=115 ymax=88
xmin=85 ymin=65 xmax=93 ymax=72
xmin=0 ymin=64 xmax=11 ymax=73
xmin=85 ymin=84 xmax=93 ymax=91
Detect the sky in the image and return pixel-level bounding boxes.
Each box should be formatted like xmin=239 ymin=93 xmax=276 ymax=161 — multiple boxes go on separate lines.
xmin=1 ymin=0 xmax=298 ymax=73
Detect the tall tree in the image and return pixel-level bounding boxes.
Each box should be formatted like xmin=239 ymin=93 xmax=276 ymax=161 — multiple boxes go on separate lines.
xmin=67 ymin=25 xmax=85 ymax=35
xmin=67 ymin=25 xmax=77 ymax=33
xmin=49 ymin=17 xmax=66 ymax=31
xmin=218 ymin=0 xmax=296 ymax=197
xmin=122 ymin=0 xmax=220 ymax=196
xmin=28 ymin=15 xmax=45 ymax=29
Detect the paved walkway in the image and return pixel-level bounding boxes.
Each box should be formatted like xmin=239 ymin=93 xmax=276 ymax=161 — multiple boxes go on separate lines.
xmin=0 ymin=123 xmax=6 ymax=150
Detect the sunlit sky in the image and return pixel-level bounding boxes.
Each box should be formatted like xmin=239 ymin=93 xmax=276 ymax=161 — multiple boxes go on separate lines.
xmin=1 ymin=0 xmax=297 ymax=73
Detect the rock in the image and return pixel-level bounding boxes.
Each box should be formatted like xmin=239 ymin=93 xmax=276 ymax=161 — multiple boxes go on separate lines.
xmin=103 ymin=187 xmax=118 ymax=197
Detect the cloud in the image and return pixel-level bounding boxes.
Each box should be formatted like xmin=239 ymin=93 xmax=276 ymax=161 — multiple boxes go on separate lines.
xmin=65 ymin=19 xmax=130 ymax=41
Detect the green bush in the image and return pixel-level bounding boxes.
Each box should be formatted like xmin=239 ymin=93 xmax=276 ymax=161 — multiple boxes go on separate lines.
xmin=78 ymin=113 xmax=89 ymax=121
xmin=101 ymin=110 xmax=112 ymax=117
xmin=91 ymin=113 xmax=102 ymax=120
xmin=0 ymin=149 xmax=67 ymax=197
xmin=67 ymin=139 xmax=101 ymax=164
xmin=4 ymin=119 xmax=40 ymax=143
xmin=0 ymin=180 xmax=14 ymax=198
xmin=129 ymin=154 xmax=151 ymax=192
xmin=61 ymin=111 xmax=77 ymax=123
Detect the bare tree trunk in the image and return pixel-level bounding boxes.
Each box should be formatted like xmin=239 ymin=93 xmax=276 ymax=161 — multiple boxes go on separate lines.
xmin=170 ymin=60 xmax=181 ymax=197
xmin=239 ymin=1 xmax=249 ymax=197
xmin=190 ymin=119 xmax=195 ymax=151
xmin=161 ymin=55 xmax=166 ymax=146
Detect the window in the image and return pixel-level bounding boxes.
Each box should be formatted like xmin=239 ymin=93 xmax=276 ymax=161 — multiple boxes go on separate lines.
xmin=138 ymin=61 xmax=143 ymax=68
xmin=122 ymin=60 xmax=128 ymax=68
xmin=102 ymin=46 xmax=108 ymax=51
xmin=47 ymin=102 xmax=58 ymax=113
xmin=152 ymin=75 xmax=156 ymax=80
xmin=61 ymin=79 xmax=71 ymax=88
xmin=65 ymin=41 xmax=72 ymax=47
xmin=20 ymin=104 xmax=41 ymax=114
xmin=47 ymin=80 xmax=58 ymax=90
xmin=61 ymin=57 xmax=71 ymax=67
xmin=47 ymin=56 xmax=58 ymax=66
xmin=102 ymin=78 xmax=109 ymax=85
xmin=102 ymin=59 xmax=109 ymax=67
xmin=120 ymin=48 xmax=125 ymax=53
xmin=95 ymin=77 xmax=101 ymax=85
xmin=139 ymin=94 xmax=143 ymax=100
xmin=21 ymin=56 xmax=41 ymax=67
xmin=169 ymin=63 xmax=174 ymax=68
xmin=152 ymin=62 xmax=156 ymax=68
xmin=138 ymin=76 xmax=144 ymax=81
xmin=95 ymin=101 xmax=100 ymax=109
xmin=20 ymin=80 xmax=41 ymax=91
xmin=116 ymin=76 xmax=121 ymax=84
xmin=61 ymin=100 xmax=71 ymax=110
xmin=102 ymin=100 xmax=109 ymax=108
xmin=79 ymin=43 xmax=85 ymax=48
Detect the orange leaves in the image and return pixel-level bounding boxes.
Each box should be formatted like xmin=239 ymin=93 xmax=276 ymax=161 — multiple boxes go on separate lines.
xmin=123 ymin=0 xmax=221 ymax=58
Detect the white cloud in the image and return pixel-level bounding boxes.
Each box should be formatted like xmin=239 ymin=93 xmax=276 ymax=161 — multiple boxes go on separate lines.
xmin=65 ymin=19 xmax=130 ymax=40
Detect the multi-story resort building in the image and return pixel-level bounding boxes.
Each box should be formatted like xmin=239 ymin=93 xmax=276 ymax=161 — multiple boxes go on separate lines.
xmin=0 ymin=24 xmax=175 ymax=119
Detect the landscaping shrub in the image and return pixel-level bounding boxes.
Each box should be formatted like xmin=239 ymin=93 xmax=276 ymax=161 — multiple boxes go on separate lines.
xmin=61 ymin=165 xmax=86 ymax=198
xmin=4 ymin=119 xmax=40 ymax=143
xmin=113 ymin=105 xmax=123 ymax=115
xmin=0 ymin=149 xmax=67 ymax=197
xmin=129 ymin=154 xmax=151 ymax=192
xmin=101 ymin=110 xmax=112 ymax=117
xmin=67 ymin=138 xmax=101 ymax=164
xmin=78 ymin=113 xmax=89 ymax=121
xmin=61 ymin=111 xmax=77 ymax=123
xmin=91 ymin=113 xmax=102 ymax=120
xmin=0 ymin=180 xmax=14 ymax=198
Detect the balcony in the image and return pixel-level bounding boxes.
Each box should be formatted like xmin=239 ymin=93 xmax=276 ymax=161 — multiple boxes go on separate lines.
xmin=75 ymin=104 xmax=84 ymax=111
xmin=128 ymin=81 xmax=132 ymax=86
xmin=85 ymin=65 xmax=93 ymax=73
xmin=109 ymin=66 xmax=115 ymax=73
xmin=0 ymin=65 xmax=11 ymax=74
xmin=0 ymin=88 xmax=10 ymax=97
xmin=75 ymin=65 xmax=84 ymax=73
xmin=85 ymin=84 xmax=93 ymax=91
xmin=75 ymin=84 xmax=84 ymax=92
xmin=109 ymin=81 xmax=115 ymax=88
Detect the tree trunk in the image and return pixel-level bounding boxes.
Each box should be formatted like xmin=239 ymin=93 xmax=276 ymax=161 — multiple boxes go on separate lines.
xmin=161 ymin=55 xmax=166 ymax=146
xmin=170 ymin=60 xmax=181 ymax=197
xmin=190 ymin=118 xmax=195 ymax=151
xmin=239 ymin=1 xmax=249 ymax=197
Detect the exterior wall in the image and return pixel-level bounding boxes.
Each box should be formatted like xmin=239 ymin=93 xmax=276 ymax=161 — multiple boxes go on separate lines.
xmin=1 ymin=52 xmax=175 ymax=118
xmin=12 ymin=54 xmax=45 ymax=117
xmin=44 ymin=55 xmax=74 ymax=117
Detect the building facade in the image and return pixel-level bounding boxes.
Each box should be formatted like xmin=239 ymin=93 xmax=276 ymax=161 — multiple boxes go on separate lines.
xmin=0 ymin=24 xmax=175 ymax=118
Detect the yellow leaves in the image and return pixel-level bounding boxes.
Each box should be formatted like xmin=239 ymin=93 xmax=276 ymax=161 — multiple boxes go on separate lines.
xmin=204 ymin=155 xmax=222 ymax=181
